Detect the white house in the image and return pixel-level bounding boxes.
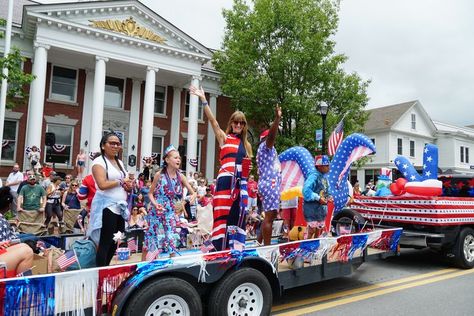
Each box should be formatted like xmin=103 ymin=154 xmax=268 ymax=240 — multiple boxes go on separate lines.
xmin=355 ymin=100 xmax=474 ymax=188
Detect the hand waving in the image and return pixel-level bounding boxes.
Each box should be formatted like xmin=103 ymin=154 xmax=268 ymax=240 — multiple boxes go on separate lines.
xmin=189 ymin=85 xmax=205 ymax=99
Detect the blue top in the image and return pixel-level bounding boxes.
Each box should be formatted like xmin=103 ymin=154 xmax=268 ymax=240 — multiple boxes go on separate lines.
xmin=303 ymin=170 xmax=329 ymax=202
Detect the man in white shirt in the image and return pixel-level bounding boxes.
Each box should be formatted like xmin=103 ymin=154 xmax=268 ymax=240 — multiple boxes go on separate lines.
xmin=5 ymin=163 xmax=24 ymax=216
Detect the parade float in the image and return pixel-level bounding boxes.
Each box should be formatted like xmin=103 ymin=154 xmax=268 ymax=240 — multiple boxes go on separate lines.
xmin=0 ymin=133 xmax=403 ymax=316
xmin=349 ymin=144 xmax=474 ymax=269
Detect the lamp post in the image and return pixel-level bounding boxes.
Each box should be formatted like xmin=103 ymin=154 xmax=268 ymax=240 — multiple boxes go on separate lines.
xmin=319 ymin=102 xmax=328 ymax=154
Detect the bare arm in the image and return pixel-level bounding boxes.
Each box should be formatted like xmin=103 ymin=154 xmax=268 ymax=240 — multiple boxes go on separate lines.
xmin=180 ymin=173 xmax=197 ymax=204
xmin=189 ymin=85 xmax=226 ymax=146
xmin=92 ymin=164 xmax=122 ymax=191
xmin=266 ymin=105 xmax=282 ymax=149
xmin=148 ymin=171 xmax=164 ymax=211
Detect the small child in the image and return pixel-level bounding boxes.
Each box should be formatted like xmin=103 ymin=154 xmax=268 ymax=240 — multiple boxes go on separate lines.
xmin=174 ymin=201 xmax=189 ymax=248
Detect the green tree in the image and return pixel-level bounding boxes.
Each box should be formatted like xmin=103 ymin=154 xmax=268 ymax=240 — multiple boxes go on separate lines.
xmin=1 ymin=18 xmax=35 ymax=108
xmin=213 ymin=0 xmax=370 ymax=154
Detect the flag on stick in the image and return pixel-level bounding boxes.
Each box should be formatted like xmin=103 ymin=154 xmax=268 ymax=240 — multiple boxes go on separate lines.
xmin=146 ymin=248 xmax=160 ymax=261
xmin=328 ymin=119 xmax=344 ymax=156
xmin=56 ymin=250 xmax=79 ymax=270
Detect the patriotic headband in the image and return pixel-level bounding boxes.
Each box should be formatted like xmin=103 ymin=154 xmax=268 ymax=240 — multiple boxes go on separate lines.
xmin=164 ymin=145 xmax=177 ymax=157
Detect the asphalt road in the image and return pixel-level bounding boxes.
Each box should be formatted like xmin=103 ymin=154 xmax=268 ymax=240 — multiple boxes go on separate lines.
xmin=272 ymin=248 xmax=474 ymax=316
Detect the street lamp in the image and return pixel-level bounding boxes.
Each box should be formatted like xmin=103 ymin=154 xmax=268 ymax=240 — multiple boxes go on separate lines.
xmin=319 ymin=102 xmax=328 ymax=154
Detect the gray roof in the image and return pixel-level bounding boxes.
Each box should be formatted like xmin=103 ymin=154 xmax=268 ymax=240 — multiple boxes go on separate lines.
xmin=0 ymin=0 xmax=38 ymax=27
xmin=364 ymin=100 xmax=417 ymax=131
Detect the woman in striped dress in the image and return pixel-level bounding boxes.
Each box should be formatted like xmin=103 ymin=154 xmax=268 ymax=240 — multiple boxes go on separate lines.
xmin=190 ymin=86 xmax=253 ymax=251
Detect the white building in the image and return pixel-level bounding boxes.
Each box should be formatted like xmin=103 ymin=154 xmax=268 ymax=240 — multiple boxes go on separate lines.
xmin=355 ymin=100 xmax=474 ymax=187
xmin=1 ymin=0 xmax=231 ymax=179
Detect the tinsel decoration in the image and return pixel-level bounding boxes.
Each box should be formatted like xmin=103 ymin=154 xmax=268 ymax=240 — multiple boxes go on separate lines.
xmin=4 ymin=276 xmax=55 ymax=316
xmin=54 ymin=270 xmax=98 ymax=315
xmin=97 ymin=265 xmax=137 ymax=314
xmin=347 ymin=234 xmax=369 ymax=260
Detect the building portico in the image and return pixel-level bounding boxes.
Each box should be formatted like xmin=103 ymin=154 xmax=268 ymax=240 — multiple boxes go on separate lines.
xmin=1 ymin=0 xmax=229 ymax=179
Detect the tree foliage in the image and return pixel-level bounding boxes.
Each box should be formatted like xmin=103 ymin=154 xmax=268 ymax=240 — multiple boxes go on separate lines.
xmin=213 ymin=0 xmax=370 ymax=154
xmin=0 ymin=18 xmax=35 ymax=108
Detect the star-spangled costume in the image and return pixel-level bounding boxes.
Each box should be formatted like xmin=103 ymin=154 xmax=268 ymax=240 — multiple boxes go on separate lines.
xmin=0 ymin=213 xmax=17 ymax=242
xmin=257 ymin=142 xmax=281 ymax=211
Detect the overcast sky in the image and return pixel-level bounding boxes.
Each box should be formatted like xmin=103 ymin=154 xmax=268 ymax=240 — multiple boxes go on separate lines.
xmin=38 ymin=0 xmax=474 ymax=126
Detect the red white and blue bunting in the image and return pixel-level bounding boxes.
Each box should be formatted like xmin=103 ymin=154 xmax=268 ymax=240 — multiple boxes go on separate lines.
xmin=0 ymin=228 xmax=401 ymax=315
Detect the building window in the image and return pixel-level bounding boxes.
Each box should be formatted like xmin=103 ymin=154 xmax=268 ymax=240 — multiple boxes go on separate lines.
xmin=397 ymin=138 xmax=403 ymax=155
xmin=50 ymin=65 xmax=77 ymax=102
xmin=104 ymin=76 xmax=124 ymax=108
xmin=152 ymin=136 xmax=164 ymax=164
xmin=154 ymin=85 xmax=167 ymax=115
xmin=182 ymin=139 xmax=202 ymax=173
xmin=460 ymin=146 xmax=469 ymax=163
xmin=184 ymin=92 xmax=204 ymax=120
xmin=45 ymin=124 xmax=73 ymax=165
xmin=411 ymin=114 xmax=416 ymax=129
xmin=1 ymin=120 xmax=18 ymax=161
xmin=410 ymin=140 xmax=415 ymax=157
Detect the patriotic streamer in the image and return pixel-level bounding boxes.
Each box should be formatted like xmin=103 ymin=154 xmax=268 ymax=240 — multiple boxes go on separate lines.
xmin=279 ymin=242 xmax=301 ymax=262
xmin=314 ymin=238 xmax=338 ymax=261
xmin=97 ymin=265 xmax=137 ymax=313
xmin=329 ymin=235 xmax=353 ymax=262
xmin=256 ymin=246 xmax=280 ymax=274
xmin=347 ymin=234 xmax=368 ymax=260
xmin=369 ymin=230 xmax=401 ymax=251
xmin=4 ymin=276 xmax=55 ymax=316
xmin=55 ymin=270 xmax=98 ymax=315
xmin=127 ymin=259 xmax=173 ymax=286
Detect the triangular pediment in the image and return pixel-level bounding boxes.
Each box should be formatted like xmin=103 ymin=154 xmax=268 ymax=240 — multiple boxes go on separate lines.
xmin=24 ymin=0 xmax=212 ymax=57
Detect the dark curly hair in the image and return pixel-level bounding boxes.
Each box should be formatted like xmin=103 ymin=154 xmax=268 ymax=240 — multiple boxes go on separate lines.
xmin=0 ymin=186 xmax=13 ymax=214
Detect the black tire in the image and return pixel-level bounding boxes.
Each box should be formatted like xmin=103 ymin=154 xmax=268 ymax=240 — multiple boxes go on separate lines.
xmin=332 ymin=209 xmax=365 ymax=236
xmin=452 ymin=227 xmax=474 ymax=269
xmin=123 ymin=277 xmax=202 ymax=316
xmin=208 ymin=268 xmax=272 ymax=316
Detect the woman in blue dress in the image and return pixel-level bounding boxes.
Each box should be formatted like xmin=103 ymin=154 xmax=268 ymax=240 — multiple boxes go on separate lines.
xmin=144 ymin=145 xmax=196 ymax=260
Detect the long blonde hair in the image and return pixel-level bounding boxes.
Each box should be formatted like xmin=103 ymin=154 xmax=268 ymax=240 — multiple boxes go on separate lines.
xmin=225 ymin=111 xmax=253 ymax=157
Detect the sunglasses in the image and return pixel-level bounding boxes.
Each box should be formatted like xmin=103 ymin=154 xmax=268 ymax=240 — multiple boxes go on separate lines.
xmin=71 ymin=184 xmax=78 ymax=187
xmin=107 ymin=141 xmax=122 ymax=147
xmin=233 ymin=121 xmax=246 ymax=126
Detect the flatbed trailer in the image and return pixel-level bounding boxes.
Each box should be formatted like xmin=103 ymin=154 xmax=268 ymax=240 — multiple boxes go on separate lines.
xmin=0 ymin=227 xmax=401 ymax=316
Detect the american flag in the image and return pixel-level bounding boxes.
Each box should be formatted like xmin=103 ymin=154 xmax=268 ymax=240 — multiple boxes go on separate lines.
xmin=146 ymin=248 xmax=160 ymax=261
xmin=200 ymin=238 xmax=215 ymax=253
xmin=328 ymin=119 xmax=344 ymax=156
xmin=127 ymin=238 xmax=138 ymax=252
xmin=56 ymin=250 xmax=78 ymax=270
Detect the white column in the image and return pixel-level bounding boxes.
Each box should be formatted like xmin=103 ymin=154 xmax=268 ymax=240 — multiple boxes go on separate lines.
xmin=89 ymin=56 xmax=108 ymax=155
xmin=140 ymin=67 xmax=158 ymax=160
xmin=169 ymin=87 xmax=182 ymax=147
xmin=0 ymin=0 xmax=14 ymax=160
xmin=186 ymin=76 xmax=200 ymax=172
xmin=80 ymin=68 xmax=94 ymax=164
xmin=205 ymin=93 xmax=218 ymax=181
xmin=128 ymin=78 xmax=142 ymax=170
xmin=25 ymin=42 xmax=49 ymax=149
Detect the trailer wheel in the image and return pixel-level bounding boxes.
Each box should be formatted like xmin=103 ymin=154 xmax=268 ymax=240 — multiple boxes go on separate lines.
xmin=333 ymin=209 xmax=365 ymax=236
xmin=208 ymin=268 xmax=272 ymax=316
xmin=123 ymin=277 xmax=202 ymax=316
xmin=453 ymin=227 xmax=474 ymax=269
